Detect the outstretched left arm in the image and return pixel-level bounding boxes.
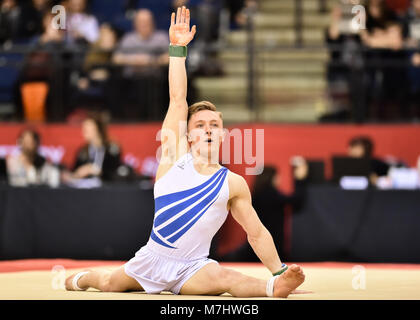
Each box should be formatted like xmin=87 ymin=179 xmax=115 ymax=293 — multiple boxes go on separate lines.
xmin=229 ymin=174 xmax=284 ymax=274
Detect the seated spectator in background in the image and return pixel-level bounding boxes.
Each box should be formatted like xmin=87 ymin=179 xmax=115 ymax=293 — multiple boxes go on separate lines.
xmin=82 ymin=23 xmax=117 ymax=73
xmin=348 ymin=136 xmax=390 ymax=184
xmin=69 ymin=114 xmax=123 ymax=182
xmin=402 ymin=0 xmax=420 ymax=119
xmin=6 ymin=128 xmax=59 ymax=187
xmin=221 ymin=162 xmax=308 ymax=262
xmin=0 ymin=0 xmax=21 ymax=45
xmin=72 ymin=23 xmax=118 ymax=114
xmin=65 ymin=0 xmax=100 ymax=45
xmin=18 ymin=0 xmax=53 ymax=42
xmin=112 ymin=9 xmax=169 ymax=120
xmin=360 ymin=0 xmax=407 ymax=121
xmin=112 ymin=9 xmax=169 ymax=74
xmin=30 ymin=10 xmax=66 ymax=47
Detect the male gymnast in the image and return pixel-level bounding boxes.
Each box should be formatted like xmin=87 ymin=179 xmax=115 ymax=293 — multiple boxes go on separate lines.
xmin=65 ymin=6 xmax=306 ymax=298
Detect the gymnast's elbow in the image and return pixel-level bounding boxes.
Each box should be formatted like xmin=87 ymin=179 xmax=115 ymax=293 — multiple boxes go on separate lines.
xmin=246 ymin=224 xmax=269 ymax=246
xmin=169 ymin=98 xmax=187 ymax=108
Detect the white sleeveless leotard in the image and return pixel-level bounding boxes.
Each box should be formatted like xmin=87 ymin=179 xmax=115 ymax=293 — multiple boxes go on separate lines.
xmin=124 ymin=151 xmax=230 ymax=294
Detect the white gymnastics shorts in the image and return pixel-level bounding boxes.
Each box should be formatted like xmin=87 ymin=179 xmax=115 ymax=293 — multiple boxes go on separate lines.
xmin=124 ymin=245 xmax=218 ymax=294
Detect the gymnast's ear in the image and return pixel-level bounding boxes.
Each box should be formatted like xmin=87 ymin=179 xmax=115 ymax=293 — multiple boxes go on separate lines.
xmin=187 ymin=132 xmax=192 ymax=142
xmin=221 ymin=129 xmax=227 ymax=142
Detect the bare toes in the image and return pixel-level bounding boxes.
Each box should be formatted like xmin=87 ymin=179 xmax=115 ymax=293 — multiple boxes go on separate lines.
xmin=290 ymin=264 xmax=301 ymax=272
xmin=65 ymin=275 xmax=75 ymax=291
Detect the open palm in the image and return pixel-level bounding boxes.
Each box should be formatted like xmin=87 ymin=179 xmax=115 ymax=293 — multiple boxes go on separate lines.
xmin=169 ymin=6 xmax=196 ymax=46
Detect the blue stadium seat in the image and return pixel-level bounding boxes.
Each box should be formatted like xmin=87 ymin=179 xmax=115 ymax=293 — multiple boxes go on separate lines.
xmin=90 ymin=0 xmax=126 ymax=23
xmin=0 ymin=53 xmax=22 ymax=105
xmin=90 ymin=0 xmax=133 ymax=33
xmin=0 ymin=53 xmax=23 ymax=117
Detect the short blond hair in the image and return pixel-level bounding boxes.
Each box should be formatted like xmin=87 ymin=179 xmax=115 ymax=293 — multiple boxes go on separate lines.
xmin=187 ymin=101 xmax=223 ymax=123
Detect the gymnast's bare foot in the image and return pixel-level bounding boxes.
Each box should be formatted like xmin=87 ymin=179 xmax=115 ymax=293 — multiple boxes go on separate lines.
xmin=273 ymin=264 xmax=306 ymax=298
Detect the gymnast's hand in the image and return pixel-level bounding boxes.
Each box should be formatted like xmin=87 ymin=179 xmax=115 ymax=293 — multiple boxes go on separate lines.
xmin=169 ymin=6 xmax=196 ymax=46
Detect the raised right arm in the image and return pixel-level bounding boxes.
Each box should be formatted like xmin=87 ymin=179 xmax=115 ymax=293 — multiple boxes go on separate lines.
xmin=157 ymin=7 xmax=196 ymax=177
xmin=162 ymin=55 xmax=188 ymax=158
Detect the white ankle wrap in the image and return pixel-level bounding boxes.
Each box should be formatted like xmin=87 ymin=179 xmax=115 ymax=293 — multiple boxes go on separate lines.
xmin=72 ymin=271 xmax=90 ymax=291
xmin=266 ymin=275 xmax=279 ymax=297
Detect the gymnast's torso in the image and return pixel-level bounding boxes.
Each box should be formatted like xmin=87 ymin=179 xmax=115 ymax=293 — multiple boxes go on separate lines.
xmin=145 ymin=151 xmax=230 ymax=260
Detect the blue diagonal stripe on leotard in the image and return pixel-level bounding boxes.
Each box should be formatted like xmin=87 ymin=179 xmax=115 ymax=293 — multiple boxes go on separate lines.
xmin=154 ymin=167 xmax=224 ymax=213
xmin=150 ymin=229 xmax=176 ymax=248
xmin=153 ymin=168 xmax=225 ymax=228
xmin=158 ymin=169 xmax=227 ymax=238
xmin=167 ymin=193 xmax=220 ymax=244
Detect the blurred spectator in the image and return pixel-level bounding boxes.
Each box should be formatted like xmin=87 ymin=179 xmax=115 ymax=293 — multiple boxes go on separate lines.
xmin=173 ymin=0 xmax=251 ymax=30
xmin=16 ymin=11 xmax=71 ymax=121
xmin=112 ymin=9 xmax=168 ymax=72
xmin=83 ymin=24 xmax=117 ymax=69
xmin=6 ymin=128 xmax=59 ymax=187
xmin=174 ymin=0 xmax=222 ymax=43
xmin=65 ymin=0 xmax=100 ymax=44
xmin=347 ymin=136 xmax=391 ymax=184
xmin=18 ymin=0 xmax=54 ymax=42
xmin=111 ymin=9 xmax=169 ymax=120
xmin=172 ymin=0 xmax=225 ymax=76
xmin=232 ymin=0 xmax=257 ymax=29
xmin=0 ymin=0 xmax=21 ymax=45
xmin=72 ymin=23 xmax=118 ymax=114
xmin=172 ymin=0 xmax=253 ymax=76
xmin=402 ymin=0 xmax=420 ymax=120
xmin=221 ymin=163 xmax=308 ymax=262
xmin=69 ymin=114 xmax=123 ymax=182
xmin=360 ymin=0 xmax=408 ymax=121
xmin=361 ymin=0 xmax=402 ymax=48
xmin=323 ymin=2 xmax=363 ymax=122
xmin=402 ymin=0 xmax=420 ymax=48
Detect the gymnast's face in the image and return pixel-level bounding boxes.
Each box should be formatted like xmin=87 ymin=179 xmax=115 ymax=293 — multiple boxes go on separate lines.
xmin=187 ymin=110 xmax=225 ymax=160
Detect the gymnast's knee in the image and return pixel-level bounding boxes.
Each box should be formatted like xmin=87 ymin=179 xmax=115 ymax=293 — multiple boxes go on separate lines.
xmin=216 ymin=268 xmax=242 ymax=292
xmin=100 ymin=272 xmax=120 ymax=292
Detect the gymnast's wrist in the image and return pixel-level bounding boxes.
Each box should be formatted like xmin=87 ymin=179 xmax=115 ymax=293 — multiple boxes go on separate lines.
xmin=273 ymin=263 xmax=288 ymax=276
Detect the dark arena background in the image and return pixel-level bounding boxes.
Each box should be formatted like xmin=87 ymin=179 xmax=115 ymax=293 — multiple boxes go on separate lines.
xmin=0 ymin=0 xmax=419 ymax=308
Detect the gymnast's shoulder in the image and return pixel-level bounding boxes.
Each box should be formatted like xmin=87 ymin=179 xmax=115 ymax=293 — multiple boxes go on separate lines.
xmin=226 ymin=170 xmax=251 ymax=199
